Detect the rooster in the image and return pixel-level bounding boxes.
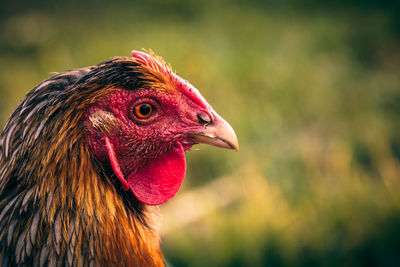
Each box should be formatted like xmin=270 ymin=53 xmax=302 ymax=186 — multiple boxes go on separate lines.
xmin=0 ymin=50 xmax=238 ymax=266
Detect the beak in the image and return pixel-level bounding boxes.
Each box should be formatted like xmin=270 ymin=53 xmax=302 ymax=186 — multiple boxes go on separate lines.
xmin=189 ymin=112 xmax=239 ymax=152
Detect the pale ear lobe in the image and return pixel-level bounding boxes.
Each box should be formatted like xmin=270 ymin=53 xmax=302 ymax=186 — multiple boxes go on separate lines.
xmin=104 ymin=136 xmax=130 ymax=191
xmin=89 ymin=111 xmax=119 ymax=135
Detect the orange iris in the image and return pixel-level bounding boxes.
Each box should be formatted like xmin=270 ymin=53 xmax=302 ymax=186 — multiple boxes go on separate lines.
xmin=134 ymin=103 xmax=153 ymax=119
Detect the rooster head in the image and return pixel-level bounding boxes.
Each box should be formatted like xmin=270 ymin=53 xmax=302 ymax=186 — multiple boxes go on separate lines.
xmin=85 ymin=50 xmax=238 ymax=206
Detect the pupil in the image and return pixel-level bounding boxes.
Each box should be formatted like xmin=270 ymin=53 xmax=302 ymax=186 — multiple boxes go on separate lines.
xmin=139 ymin=104 xmax=151 ymax=115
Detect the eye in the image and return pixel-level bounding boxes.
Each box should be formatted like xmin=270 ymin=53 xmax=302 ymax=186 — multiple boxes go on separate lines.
xmin=133 ymin=103 xmax=154 ymax=119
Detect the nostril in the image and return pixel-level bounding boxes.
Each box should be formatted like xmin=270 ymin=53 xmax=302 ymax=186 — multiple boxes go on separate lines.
xmin=197 ymin=112 xmax=212 ymax=125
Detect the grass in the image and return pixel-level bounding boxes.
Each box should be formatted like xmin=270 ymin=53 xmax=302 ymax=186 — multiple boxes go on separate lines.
xmin=1 ymin=1 xmax=400 ymax=266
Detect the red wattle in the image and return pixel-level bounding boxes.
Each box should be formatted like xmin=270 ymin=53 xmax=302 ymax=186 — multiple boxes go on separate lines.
xmin=127 ymin=143 xmax=186 ymax=205
xmin=104 ymin=137 xmax=186 ymax=205
xmin=104 ymin=137 xmax=130 ymax=191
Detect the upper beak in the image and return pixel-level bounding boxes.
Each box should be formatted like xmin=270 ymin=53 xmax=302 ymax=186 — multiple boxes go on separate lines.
xmin=189 ymin=112 xmax=239 ymax=152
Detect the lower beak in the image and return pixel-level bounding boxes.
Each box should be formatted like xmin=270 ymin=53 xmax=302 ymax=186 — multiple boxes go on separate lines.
xmin=189 ymin=113 xmax=239 ymax=152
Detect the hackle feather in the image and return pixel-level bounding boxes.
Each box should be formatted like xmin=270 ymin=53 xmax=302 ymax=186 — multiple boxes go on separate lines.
xmin=0 ymin=57 xmax=169 ymax=266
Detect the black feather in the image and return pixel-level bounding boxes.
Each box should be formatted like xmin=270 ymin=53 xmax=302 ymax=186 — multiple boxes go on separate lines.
xmin=54 ymin=211 xmax=61 ymax=255
xmin=15 ymin=232 xmax=25 ymax=264
xmin=21 ymin=188 xmax=34 ymax=214
xmin=39 ymin=237 xmax=49 ymax=267
xmin=7 ymin=218 xmax=18 ymax=246
xmin=25 ymin=232 xmax=32 ymax=257
xmin=30 ymin=212 xmax=40 ymax=244
xmin=0 ymin=195 xmax=18 ymax=223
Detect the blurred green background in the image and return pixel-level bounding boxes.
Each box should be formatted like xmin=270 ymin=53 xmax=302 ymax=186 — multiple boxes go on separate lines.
xmin=1 ymin=0 xmax=400 ymax=266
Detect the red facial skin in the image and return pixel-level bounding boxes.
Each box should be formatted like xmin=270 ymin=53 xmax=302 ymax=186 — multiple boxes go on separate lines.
xmin=86 ymin=86 xmax=213 ymax=205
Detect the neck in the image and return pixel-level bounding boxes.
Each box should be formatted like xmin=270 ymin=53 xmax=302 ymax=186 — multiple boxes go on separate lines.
xmin=0 ymin=137 xmax=165 ymax=266
xmin=0 ymin=66 xmax=168 ymax=266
